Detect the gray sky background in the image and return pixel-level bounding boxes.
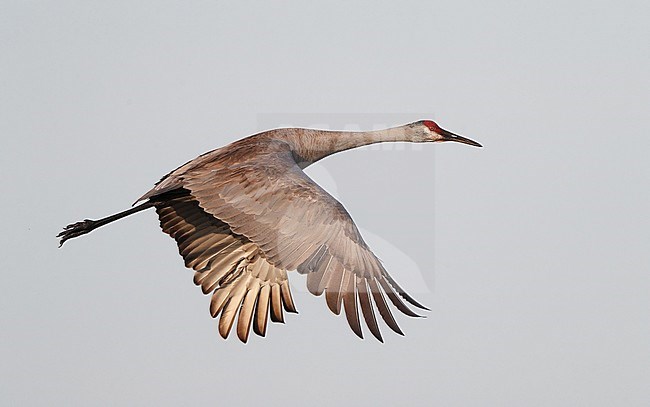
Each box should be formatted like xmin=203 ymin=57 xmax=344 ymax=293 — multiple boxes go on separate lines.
xmin=1 ymin=1 xmax=648 ymax=406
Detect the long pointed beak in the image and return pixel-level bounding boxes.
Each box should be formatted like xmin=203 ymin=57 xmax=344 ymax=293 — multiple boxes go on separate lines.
xmin=440 ymin=128 xmax=482 ymax=148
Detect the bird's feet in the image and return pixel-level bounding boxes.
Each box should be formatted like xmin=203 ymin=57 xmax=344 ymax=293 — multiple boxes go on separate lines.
xmin=57 ymin=219 xmax=97 ymax=247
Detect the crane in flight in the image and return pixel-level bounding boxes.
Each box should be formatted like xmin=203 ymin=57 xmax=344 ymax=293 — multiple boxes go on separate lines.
xmin=59 ymin=120 xmax=482 ymax=343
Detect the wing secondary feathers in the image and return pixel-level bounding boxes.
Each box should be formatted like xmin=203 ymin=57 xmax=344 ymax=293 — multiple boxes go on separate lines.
xmin=146 ymin=138 xmax=427 ymax=341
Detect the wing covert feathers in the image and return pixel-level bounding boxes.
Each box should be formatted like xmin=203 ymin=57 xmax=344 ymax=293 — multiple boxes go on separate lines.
xmin=151 ymin=139 xmax=427 ymax=342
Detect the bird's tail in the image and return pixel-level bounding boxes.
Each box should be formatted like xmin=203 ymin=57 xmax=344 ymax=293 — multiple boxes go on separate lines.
xmin=57 ymin=201 xmax=155 ymax=247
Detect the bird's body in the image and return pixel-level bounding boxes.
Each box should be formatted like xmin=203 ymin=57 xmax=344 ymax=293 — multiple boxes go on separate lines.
xmin=59 ymin=120 xmax=481 ymax=342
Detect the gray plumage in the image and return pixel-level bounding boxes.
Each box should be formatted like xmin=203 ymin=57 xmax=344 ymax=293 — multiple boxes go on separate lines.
xmin=59 ymin=120 xmax=481 ymax=342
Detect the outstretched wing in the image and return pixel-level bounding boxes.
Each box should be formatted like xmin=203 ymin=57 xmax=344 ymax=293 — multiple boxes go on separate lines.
xmin=155 ymin=192 xmax=297 ymax=343
xmin=177 ymin=140 xmax=427 ymax=341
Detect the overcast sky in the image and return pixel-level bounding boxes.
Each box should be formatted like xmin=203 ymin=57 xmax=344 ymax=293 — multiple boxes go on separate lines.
xmin=1 ymin=1 xmax=648 ymax=406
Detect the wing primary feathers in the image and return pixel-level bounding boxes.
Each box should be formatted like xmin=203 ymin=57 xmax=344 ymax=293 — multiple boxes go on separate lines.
xmin=237 ymin=284 xmax=260 ymax=343
xmin=325 ymin=262 xmax=345 ymax=315
xmin=356 ymin=276 xmax=382 ymax=342
xmin=210 ymin=272 xmax=243 ymax=318
xmin=342 ymin=272 xmax=362 ymax=339
xmin=253 ymin=285 xmax=271 ymax=336
xmin=381 ymin=270 xmax=430 ymax=311
xmin=269 ymin=284 xmax=284 ymax=323
xmin=209 ymin=270 xmax=246 ymax=318
xmin=377 ymin=277 xmax=422 ymax=318
xmin=280 ymin=279 xmax=298 ymax=313
xmin=367 ymin=278 xmax=403 ymax=335
xmin=210 ymin=288 xmax=231 ymax=318
xmin=218 ymin=273 xmax=251 ymax=339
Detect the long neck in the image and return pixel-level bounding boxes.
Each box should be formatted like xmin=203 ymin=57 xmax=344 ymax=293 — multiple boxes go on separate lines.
xmin=285 ymin=124 xmax=420 ymax=167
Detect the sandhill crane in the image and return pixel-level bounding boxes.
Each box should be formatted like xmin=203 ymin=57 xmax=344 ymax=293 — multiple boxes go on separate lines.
xmin=59 ymin=120 xmax=481 ymax=343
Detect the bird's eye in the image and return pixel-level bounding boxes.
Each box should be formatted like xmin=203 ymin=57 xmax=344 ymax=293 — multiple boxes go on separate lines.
xmin=422 ymin=120 xmax=439 ymax=132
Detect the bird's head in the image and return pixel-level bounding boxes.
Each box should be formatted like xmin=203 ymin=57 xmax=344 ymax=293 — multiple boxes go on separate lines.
xmin=415 ymin=120 xmax=482 ymax=147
